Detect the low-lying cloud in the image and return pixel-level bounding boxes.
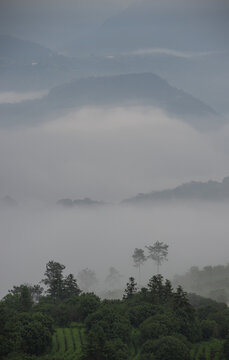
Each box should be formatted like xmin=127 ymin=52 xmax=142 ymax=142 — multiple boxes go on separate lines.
xmin=120 ymin=48 xmax=222 ymax=59
xmin=1 ymin=202 xmax=229 ymax=298
xmin=1 ymin=105 xmax=229 ymax=298
xmin=0 ymin=105 xmax=227 ymax=202
xmin=0 ymin=90 xmax=49 ymax=104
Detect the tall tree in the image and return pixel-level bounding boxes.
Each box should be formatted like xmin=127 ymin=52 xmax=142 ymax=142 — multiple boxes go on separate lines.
xmin=123 ymin=277 xmax=137 ymax=299
xmin=132 ymin=248 xmax=146 ymax=286
xmin=146 ymin=241 xmax=169 ymax=273
xmin=42 ymin=261 xmax=65 ymax=300
xmin=63 ymin=273 xmax=81 ymax=298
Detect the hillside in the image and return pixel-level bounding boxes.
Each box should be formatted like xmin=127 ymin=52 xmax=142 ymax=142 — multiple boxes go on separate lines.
xmin=0 ymin=35 xmax=81 ymax=91
xmin=123 ymin=176 xmax=229 ymax=205
xmin=1 ymin=261 xmax=229 ymax=360
xmin=66 ymin=0 xmax=229 ymax=56
xmin=0 ymin=73 xmax=222 ymax=130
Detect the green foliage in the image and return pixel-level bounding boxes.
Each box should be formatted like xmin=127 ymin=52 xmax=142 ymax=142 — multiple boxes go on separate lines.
xmin=147 ymin=275 xmax=173 ymax=303
xmin=62 ymin=274 xmax=81 ymax=299
xmin=77 ymin=293 xmax=100 ymax=321
xmin=123 ymin=277 xmax=138 ymax=299
xmin=127 ymin=303 xmax=157 ymax=327
xmin=139 ymin=313 xmax=179 ymax=342
xmin=0 ymin=303 xmax=21 ymax=357
xmin=42 ymin=261 xmax=81 ymax=302
xmin=149 ymin=335 xmax=190 ymax=360
xmin=18 ymin=313 xmax=53 ymax=355
xmin=20 ymin=320 xmax=52 ymax=355
xmin=85 ymin=305 xmax=131 ymax=359
xmin=103 ymin=338 xmax=129 ymax=360
xmin=1 ymin=260 xmax=228 ymax=360
xmin=201 ymin=320 xmax=217 ymax=340
xmin=43 ymin=261 xmax=66 ymax=300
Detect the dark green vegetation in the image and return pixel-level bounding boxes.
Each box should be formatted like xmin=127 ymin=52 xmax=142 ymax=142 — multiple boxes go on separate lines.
xmin=1 ymin=261 xmax=229 ymax=360
xmin=174 ymin=264 xmax=229 ymax=303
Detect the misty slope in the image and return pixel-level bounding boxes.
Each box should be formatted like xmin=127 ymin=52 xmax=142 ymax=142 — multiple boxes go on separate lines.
xmin=71 ymin=0 xmax=229 ymax=55
xmin=0 ymin=73 xmax=221 ymax=130
xmin=61 ymin=0 xmax=229 ymax=115
xmin=123 ymin=176 xmax=229 ymax=205
xmin=0 ymin=35 xmax=81 ymax=91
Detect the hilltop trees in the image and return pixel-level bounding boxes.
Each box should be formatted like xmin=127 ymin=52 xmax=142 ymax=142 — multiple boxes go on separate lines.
xmin=131 ymin=242 xmax=169 ymax=284
xmin=42 ymin=261 xmax=65 ymax=299
xmin=146 ymin=241 xmax=169 ymax=273
xmin=123 ymin=277 xmax=138 ymax=299
xmin=42 ymin=261 xmax=81 ymax=301
xmin=132 ymin=248 xmax=146 ymax=285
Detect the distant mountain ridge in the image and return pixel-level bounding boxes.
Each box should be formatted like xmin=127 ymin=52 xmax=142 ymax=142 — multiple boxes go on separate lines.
xmin=0 ymin=34 xmax=81 ymax=91
xmin=123 ymin=176 xmax=229 ymax=205
xmin=0 ymin=73 xmax=222 ymax=130
xmin=65 ymin=0 xmax=229 ymax=56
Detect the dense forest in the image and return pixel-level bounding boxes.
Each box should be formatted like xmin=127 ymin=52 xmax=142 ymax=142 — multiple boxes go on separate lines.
xmin=173 ymin=264 xmax=229 ymax=303
xmin=1 ymin=260 xmax=229 ymax=360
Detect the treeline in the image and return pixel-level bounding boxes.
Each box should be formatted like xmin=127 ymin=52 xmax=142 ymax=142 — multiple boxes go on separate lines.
xmin=173 ymin=264 xmax=229 ymax=303
xmin=1 ymin=261 xmax=229 ymax=360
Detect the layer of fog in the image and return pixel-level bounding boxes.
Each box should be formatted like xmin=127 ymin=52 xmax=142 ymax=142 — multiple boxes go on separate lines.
xmin=1 ymin=202 xmax=229 ymax=299
xmin=120 ymin=48 xmax=221 ymax=59
xmin=0 ymin=90 xmax=48 ymax=104
xmin=0 ymin=107 xmax=229 ymax=296
xmin=0 ymin=106 xmax=228 ymax=203
xmin=0 ymin=105 xmax=229 ymax=298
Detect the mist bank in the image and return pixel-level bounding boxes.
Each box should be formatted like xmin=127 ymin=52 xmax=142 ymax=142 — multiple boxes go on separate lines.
xmin=1 ymin=201 xmax=229 ymax=299
xmin=0 ymin=105 xmax=228 ymax=203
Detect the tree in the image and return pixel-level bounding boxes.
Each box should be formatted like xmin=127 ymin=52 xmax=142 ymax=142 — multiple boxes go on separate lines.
xmin=132 ymin=248 xmax=146 ymax=286
xmin=142 ymin=336 xmax=190 ymax=360
xmin=42 ymin=261 xmax=65 ymax=300
xmin=123 ymin=277 xmax=137 ymax=299
xmin=146 ymin=241 xmax=169 ymax=273
xmin=9 ymin=284 xmax=33 ymax=312
xmin=62 ymin=274 xmax=81 ymax=298
xmin=77 ymin=268 xmax=98 ymax=292
xmin=21 ymin=318 xmax=52 ymax=355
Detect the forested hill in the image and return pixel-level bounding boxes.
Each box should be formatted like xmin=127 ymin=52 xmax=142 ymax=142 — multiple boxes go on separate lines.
xmin=123 ymin=176 xmax=229 ymax=205
xmin=174 ymin=264 xmax=229 ymax=303
xmin=1 ymin=260 xmax=229 ymax=360
xmin=0 ymin=73 xmax=222 ymax=130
